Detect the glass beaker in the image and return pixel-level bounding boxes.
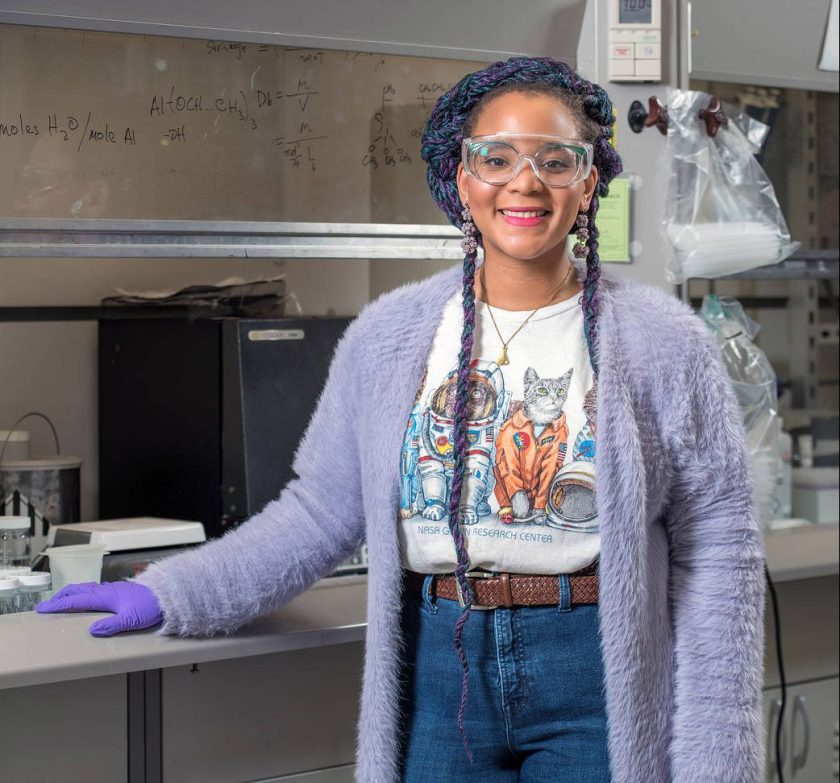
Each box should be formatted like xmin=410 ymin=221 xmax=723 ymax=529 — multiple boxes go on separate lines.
xmin=0 ymin=516 xmax=31 ymax=567
xmin=17 ymin=572 xmax=52 ymax=612
xmin=0 ymin=577 xmax=19 ymax=614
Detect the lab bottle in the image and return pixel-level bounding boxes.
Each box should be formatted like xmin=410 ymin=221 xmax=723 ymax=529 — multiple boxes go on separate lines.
xmin=0 ymin=577 xmax=19 ymax=614
xmin=16 ymin=572 xmax=52 ymax=612
xmin=775 ymin=418 xmax=792 ymax=518
xmin=0 ymin=516 xmax=32 ymax=567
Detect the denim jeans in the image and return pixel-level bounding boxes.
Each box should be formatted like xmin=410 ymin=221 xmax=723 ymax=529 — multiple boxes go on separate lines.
xmin=396 ymin=572 xmax=611 ymax=782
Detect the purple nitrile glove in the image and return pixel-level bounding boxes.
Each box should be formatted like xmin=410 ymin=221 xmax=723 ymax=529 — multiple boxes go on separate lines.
xmin=36 ymin=581 xmax=164 ymax=637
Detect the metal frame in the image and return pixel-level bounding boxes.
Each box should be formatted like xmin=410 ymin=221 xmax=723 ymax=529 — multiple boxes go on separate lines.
xmin=0 ymin=218 xmax=465 ymax=260
xmin=677 ymin=252 xmax=839 ymax=410
xmin=127 ymin=669 xmax=162 ymax=783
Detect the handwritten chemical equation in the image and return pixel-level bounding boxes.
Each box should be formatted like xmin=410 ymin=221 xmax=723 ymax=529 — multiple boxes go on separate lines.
xmin=0 ymin=40 xmax=453 ymax=177
xmin=0 ymin=112 xmax=139 ymax=151
xmin=361 ymin=83 xmax=414 ymax=171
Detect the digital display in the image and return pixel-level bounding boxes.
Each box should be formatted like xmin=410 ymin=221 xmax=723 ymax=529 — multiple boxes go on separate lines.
xmin=619 ymin=0 xmax=652 ymax=24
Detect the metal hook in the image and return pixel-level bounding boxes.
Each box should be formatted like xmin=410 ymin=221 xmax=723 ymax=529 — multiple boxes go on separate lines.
xmin=628 ymin=96 xmax=669 ymax=135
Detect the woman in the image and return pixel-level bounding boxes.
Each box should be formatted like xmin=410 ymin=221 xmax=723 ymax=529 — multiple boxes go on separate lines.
xmin=38 ymin=57 xmax=766 ymax=782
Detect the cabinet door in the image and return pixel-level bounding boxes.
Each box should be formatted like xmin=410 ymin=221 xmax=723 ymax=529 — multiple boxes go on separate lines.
xmin=763 ymin=677 xmax=840 ymax=782
xmin=162 ymin=643 xmax=363 ymax=783
xmin=689 ymin=0 xmax=839 ymax=91
xmin=787 ymin=677 xmax=839 ymax=782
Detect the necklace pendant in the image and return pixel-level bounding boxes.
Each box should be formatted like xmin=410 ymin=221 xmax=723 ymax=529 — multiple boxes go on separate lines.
xmin=496 ymin=345 xmax=510 ymax=365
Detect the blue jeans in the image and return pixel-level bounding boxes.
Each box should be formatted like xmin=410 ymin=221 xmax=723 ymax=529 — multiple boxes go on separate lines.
xmin=396 ymin=573 xmax=611 ymax=782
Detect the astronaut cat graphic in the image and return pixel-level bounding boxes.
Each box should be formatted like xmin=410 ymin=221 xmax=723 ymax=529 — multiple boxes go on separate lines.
xmin=544 ymin=380 xmax=599 ymax=532
xmin=494 ymin=366 xmax=573 ymax=525
xmin=401 ymin=359 xmax=511 ymax=525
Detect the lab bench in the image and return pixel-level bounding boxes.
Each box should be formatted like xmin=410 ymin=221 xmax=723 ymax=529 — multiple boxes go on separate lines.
xmin=0 ymin=525 xmax=837 ymax=783
xmin=0 ymin=574 xmax=367 ymax=783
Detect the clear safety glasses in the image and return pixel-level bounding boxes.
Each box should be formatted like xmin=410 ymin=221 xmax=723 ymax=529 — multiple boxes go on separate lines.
xmin=461 ymin=133 xmax=593 ymax=189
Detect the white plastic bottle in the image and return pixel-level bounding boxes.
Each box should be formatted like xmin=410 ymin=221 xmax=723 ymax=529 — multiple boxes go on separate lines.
xmin=774 ymin=417 xmax=792 ymax=519
xmin=798 ymin=433 xmax=814 ymax=468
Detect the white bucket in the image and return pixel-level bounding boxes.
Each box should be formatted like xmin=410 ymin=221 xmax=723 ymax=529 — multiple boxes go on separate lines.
xmin=44 ymin=545 xmax=107 ymax=593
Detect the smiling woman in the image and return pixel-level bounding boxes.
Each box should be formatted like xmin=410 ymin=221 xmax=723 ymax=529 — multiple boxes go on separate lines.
xmin=35 ymin=55 xmax=766 ymax=783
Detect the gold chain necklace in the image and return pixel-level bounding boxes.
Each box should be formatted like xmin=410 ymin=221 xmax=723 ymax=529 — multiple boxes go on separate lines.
xmin=480 ymin=264 xmax=574 ymax=366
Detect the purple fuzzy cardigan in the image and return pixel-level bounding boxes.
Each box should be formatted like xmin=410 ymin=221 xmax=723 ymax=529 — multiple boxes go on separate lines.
xmin=136 ymin=263 xmax=766 ymax=783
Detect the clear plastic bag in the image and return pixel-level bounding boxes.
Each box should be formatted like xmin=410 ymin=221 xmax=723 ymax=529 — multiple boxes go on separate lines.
xmin=661 ymin=88 xmax=799 ymax=283
xmin=699 ymin=294 xmax=780 ymax=531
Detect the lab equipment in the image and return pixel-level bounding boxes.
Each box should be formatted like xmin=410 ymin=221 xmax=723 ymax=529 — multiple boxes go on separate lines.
xmin=0 ymin=413 xmax=82 ymax=560
xmin=461 ymin=133 xmax=593 ymax=188
xmin=98 ymin=315 xmax=350 ymax=541
xmin=659 ymin=88 xmax=798 ymax=283
xmin=608 ymin=0 xmax=662 ymax=82
xmin=699 ymin=294 xmax=780 ymax=531
xmin=0 ymin=516 xmax=31 ymax=566
xmin=16 ymin=572 xmax=51 ymax=612
xmin=772 ymin=418 xmax=793 ymax=519
xmin=0 ymin=577 xmax=19 ymax=614
xmin=44 ymin=544 xmax=106 ymax=593
xmin=792 ymin=467 xmax=840 ymax=524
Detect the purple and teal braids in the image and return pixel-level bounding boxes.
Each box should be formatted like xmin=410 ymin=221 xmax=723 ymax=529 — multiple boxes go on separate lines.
xmin=418 ymin=55 xmax=624 ymax=763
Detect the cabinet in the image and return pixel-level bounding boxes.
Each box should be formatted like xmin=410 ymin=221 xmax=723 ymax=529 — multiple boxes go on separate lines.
xmin=684 ymin=0 xmax=839 ymax=92
xmin=764 ymin=677 xmax=840 ymax=781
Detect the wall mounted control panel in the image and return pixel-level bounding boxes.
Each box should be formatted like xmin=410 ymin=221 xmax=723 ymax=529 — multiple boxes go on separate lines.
xmin=608 ymin=0 xmax=662 ymax=82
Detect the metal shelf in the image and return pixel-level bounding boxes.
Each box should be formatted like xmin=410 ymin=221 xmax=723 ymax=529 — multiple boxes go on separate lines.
xmin=713 ymin=251 xmax=839 ymax=281
xmin=678 ymin=251 xmax=840 ymax=410
xmin=0 ymin=218 xmax=464 ymax=260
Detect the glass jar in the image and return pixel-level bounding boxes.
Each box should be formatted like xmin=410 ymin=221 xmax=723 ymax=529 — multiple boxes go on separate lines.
xmin=0 ymin=577 xmax=19 ymax=614
xmin=0 ymin=516 xmax=32 ymax=567
xmin=0 ymin=566 xmax=31 ymax=579
xmin=17 ymin=572 xmax=52 ymax=612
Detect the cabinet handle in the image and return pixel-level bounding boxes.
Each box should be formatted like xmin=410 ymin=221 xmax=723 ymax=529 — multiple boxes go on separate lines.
xmin=768 ymin=698 xmax=787 ymax=780
xmin=791 ymin=694 xmax=810 ymax=775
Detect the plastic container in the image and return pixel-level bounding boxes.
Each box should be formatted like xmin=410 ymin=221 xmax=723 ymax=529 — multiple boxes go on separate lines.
xmin=0 ymin=566 xmax=31 ymax=579
xmin=798 ymin=433 xmax=814 ymax=468
xmin=45 ymin=544 xmax=106 ymax=593
xmin=0 ymin=429 xmax=31 ymax=462
xmin=16 ymin=572 xmax=52 ymax=612
xmin=0 ymin=577 xmax=19 ymax=614
xmin=772 ymin=417 xmax=793 ymax=519
xmin=0 ymin=516 xmax=31 ymax=567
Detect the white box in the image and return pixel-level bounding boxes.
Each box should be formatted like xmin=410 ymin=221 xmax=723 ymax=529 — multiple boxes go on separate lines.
xmin=792 ymin=487 xmax=840 ymax=523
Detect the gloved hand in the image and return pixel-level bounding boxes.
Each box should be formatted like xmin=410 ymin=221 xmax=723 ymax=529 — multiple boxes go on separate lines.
xmin=36 ymin=581 xmax=164 ymax=637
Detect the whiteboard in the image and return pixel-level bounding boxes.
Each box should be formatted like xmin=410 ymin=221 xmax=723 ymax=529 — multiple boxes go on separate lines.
xmin=0 ymin=24 xmax=489 ymax=222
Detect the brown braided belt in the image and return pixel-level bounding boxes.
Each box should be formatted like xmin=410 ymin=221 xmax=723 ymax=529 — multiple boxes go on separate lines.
xmin=404 ymin=561 xmax=599 ymax=610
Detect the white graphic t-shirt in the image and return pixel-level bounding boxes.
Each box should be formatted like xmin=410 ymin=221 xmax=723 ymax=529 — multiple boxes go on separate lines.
xmin=398 ymin=285 xmax=600 ymax=575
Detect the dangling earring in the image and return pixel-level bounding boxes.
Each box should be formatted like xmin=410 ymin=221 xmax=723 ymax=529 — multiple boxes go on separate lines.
xmin=460 ymin=204 xmax=478 ymax=254
xmin=572 ymin=212 xmax=590 ymax=260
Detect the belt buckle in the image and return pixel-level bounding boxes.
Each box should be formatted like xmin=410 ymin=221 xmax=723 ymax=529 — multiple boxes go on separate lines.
xmin=455 ymin=570 xmax=498 ymax=610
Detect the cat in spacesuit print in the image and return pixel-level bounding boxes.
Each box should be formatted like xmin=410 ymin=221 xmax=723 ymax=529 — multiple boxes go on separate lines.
xmin=494 ymin=367 xmax=572 ymax=524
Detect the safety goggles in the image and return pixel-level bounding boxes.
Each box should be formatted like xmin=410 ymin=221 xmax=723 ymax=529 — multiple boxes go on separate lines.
xmin=461 ymin=133 xmax=593 ymax=188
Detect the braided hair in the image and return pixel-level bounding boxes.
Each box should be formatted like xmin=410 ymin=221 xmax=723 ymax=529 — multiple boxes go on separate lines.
xmin=419 ymin=56 xmax=623 ymax=764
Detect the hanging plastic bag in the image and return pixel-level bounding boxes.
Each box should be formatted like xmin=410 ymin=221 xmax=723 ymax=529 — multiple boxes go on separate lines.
xmin=660 ymin=88 xmax=799 ymax=283
xmin=699 ymin=294 xmax=780 ymax=531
